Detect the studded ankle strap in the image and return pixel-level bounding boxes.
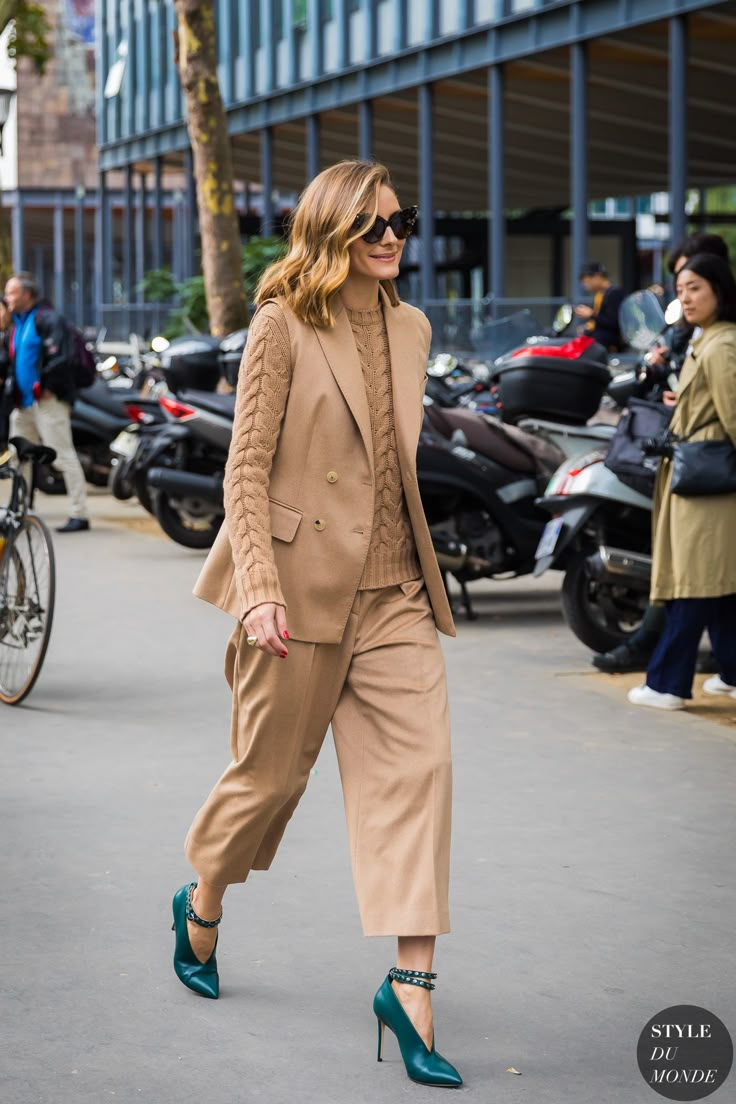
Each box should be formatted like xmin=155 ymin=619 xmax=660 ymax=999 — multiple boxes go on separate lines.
xmin=185 ymin=882 xmax=222 ymax=928
xmin=389 ymin=966 xmax=437 ymax=991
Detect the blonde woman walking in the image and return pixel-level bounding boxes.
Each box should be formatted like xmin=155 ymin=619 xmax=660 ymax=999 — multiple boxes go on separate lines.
xmin=170 ymin=160 xmax=462 ymax=1088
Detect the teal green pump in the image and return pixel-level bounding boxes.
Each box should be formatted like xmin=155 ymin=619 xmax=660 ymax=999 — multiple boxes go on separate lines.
xmin=171 ymin=883 xmax=220 ymax=999
xmin=373 ymin=968 xmax=462 ymax=1088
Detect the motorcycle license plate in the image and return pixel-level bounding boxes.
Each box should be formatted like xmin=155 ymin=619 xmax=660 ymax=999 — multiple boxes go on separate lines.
xmin=110 ymin=430 xmax=139 ymax=458
xmin=536 ymin=516 xmax=564 ymax=559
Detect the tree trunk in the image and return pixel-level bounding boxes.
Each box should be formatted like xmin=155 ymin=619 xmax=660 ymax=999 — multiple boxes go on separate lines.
xmin=173 ymin=0 xmax=248 ymax=336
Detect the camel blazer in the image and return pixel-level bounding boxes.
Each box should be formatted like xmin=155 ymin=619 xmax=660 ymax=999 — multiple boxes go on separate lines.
xmin=193 ymin=285 xmax=456 ymax=643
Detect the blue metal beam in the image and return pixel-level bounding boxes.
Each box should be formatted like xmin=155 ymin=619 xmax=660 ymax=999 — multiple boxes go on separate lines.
xmin=54 ymin=201 xmax=65 ymax=313
xmin=261 ymin=127 xmax=274 ymax=236
xmin=98 ymin=0 xmax=726 ymax=169
xmin=307 ymin=113 xmax=320 ymax=180
xmin=359 ymin=99 xmax=373 ymax=160
xmin=570 ymin=40 xmax=588 ymax=301
xmin=669 ymin=14 xmax=688 ymax=248
xmin=418 ymin=83 xmax=435 ymax=305
xmin=489 ymin=64 xmax=505 ymax=299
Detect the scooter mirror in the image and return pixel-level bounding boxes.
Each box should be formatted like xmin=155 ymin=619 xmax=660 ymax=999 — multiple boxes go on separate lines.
xmin=427 ymin=352 xmax=458 ymax=377
xmin=552 ymin=304 xmax=574 ymax=333
xmin=664 ymin=299 xmax=683 ymax=327
xmin=151 ymin=335 xmax=171 ymax=353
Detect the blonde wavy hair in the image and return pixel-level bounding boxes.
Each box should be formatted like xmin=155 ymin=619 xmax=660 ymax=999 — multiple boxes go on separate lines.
xmin=256 ymin=159 xmax=401 ymax=327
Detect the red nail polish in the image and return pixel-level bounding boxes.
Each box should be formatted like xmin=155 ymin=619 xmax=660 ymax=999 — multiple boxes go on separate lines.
xmin=283 ymin=631 xmax=289 ymax=639
xmin=281 ymin=652 xmax=288 ymax=658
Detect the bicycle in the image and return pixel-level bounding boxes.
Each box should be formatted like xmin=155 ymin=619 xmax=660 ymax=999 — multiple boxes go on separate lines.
xmin=0 ymin=436 xmax=57 ymax=705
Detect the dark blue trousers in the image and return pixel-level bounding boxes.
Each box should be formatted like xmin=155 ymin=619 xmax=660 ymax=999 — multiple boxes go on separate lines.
xmin=647 ymin=594 xmax=736 ymax=699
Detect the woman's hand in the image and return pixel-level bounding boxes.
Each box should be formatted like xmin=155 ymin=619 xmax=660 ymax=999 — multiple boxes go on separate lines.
xmin=662 ymin=390 xmax=678 ymax=408
xmin=241 ymin=602 xmax=289 ymax=658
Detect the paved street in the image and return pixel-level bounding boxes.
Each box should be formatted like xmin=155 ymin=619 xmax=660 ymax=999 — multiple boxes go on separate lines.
xmin=4 ymin=492 xmax=736 ymax=1104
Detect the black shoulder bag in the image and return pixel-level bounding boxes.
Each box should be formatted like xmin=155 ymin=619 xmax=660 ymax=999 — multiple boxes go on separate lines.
xmin=669 ymin=418 xmax=736 ymax=497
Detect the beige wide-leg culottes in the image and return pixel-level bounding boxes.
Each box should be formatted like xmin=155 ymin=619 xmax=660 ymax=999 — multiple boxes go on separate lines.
xmin=185 ymin=577 xmax=452 ymax=937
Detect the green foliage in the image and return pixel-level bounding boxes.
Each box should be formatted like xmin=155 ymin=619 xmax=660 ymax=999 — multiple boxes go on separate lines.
xmin=3 ymin=1 xmax=51 ymax=75
xmin=241 ymin=235 xmax=287 ymax=300
xmin=140 ymin=237 xmax=287 ymax=339
xmin=136 ymin=268 xmax=179 ymax=304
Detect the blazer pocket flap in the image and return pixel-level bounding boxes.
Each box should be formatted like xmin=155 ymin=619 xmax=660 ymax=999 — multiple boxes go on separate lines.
xmin=269 ymin=498 xmax=303 ymax=543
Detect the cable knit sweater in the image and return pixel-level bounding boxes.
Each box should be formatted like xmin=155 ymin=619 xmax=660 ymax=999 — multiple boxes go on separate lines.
xmin=223 ymin=299 xmax=420 ymax=615
xmin=345 ymin=304 xmax=421 ymax=589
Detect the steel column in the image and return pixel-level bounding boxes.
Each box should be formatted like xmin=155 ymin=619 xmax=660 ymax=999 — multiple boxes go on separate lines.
xmin=488 ymin=64 xmax=506 ymax=300
xmin=94 ymin=174 xmax=105 ymax=327
xmin=418 ymin=84 xmax=435 ymax=306
xmin=185 ymin=147 xmax=197 ymax=277
xmin=11 ymin=196 xmax=24 ymax=271
xmin=75 ymin=188 xmax=85 ymax=325
xmin=123 ymin=166 xmax=134 ymax=334
xmin=570 ymin=41 xmax=589 ymax=301
xmin=153 ymin=157 xmax=164 ymax=272
xmin=308 ymin=0 xmax=322 ymax=79
xmin=103 ymin=181 xmax=113 ymax=310
xmin=54 ymin=201 xmax=65 ymax=314
xmin=336 ymin=0 xmax=349 ymax=69
xmin=306 ymin=114 xmax=320 ymax=181
xmin=669 ymin=15 xmax=688 ymax=248
xmin=364 ymin=0 xmax=377 ymax=61
xmin=359 ymin=99 xmax=373 ymax=161
xmin=261 ymin=0 xmax=275 ymax=92
xmin=261 ymin=127 xmax=274 ymax=237
xmin=136 ymin=172 xmax=146 ymax=304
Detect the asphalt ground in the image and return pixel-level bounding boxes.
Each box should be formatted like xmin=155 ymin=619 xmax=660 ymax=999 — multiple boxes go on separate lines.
xmin=3 ymin=490 xmax=735 ymax=1104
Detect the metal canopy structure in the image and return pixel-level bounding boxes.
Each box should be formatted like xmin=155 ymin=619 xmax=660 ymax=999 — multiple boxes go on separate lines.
xmin=95 ymin=0 xmax=736 ymax=320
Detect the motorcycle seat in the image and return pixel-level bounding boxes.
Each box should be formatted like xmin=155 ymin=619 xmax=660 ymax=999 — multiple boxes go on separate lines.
xmin=76 ymin=377 xmax=132 ymax=417
xmin=425 ymin=405 xmax=536 ymax=474
xmin=180 ymin=389 xmax=237 ymax=418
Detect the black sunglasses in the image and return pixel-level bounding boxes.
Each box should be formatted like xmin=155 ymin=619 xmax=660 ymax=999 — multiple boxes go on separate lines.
xmin=353 ymin=206 xmax=418 ymax=244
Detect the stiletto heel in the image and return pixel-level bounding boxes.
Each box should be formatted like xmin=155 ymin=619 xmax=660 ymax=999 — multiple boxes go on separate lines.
xmin=171 ymin=882 xmax=221 ymax=999
xmin=373 ymin=967 xmax=462 ymax=1088
xmin=377 ymin=1017 xmax=385 ymax=1061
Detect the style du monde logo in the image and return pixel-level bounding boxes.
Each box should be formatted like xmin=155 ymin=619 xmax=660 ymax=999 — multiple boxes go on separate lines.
xmin=637 ymin=1005 xmax=733 ymax=1100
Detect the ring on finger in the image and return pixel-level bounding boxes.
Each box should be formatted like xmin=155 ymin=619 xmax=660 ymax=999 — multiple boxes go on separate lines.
xmin=246 ymin=635 xmax=258 ymax=647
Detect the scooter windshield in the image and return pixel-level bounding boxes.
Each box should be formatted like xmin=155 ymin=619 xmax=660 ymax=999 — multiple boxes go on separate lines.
xmin=619 ymin=290 xmax=665 ymax=352
xmin=471 ymin=309 xmax=541 ymax=361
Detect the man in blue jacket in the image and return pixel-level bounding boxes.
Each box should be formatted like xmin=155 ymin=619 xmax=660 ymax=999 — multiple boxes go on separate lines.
xmin=3 ymin=272 xmax=89 ymax=531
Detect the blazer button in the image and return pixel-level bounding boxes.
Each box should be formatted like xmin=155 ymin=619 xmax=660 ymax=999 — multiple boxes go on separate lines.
xmin=314 ymin=519 xmax=326 ymax=531
xmin=326 ymin=471 xmax=338 ymax=483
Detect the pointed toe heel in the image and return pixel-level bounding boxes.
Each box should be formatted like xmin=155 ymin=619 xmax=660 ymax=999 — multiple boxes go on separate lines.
xmin=373 ymin=967 xmax=463 ymax=1088
xmin=171 ymin=882 xmax=221 ymax=999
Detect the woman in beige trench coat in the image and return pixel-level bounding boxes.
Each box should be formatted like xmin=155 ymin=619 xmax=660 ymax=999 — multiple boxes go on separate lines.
xmin=629 ymin=253 xmax=736 ymax=710
xmin=169 ymin=161 xmax=463 ymax=1088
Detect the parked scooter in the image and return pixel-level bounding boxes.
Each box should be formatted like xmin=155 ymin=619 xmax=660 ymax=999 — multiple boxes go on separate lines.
xmin=531 ymin=294 xmax=682 ymax=653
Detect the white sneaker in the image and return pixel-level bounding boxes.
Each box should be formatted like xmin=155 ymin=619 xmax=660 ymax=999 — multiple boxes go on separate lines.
xmin=702 ymin=675 xmax=736 ymax=696
xmin=627 ymin=685 xmax=686 ymax=710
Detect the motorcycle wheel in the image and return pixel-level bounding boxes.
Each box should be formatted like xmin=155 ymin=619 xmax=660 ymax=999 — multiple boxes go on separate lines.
xmin=561 ymin=550 xmax=642 ymax=654
xmin=152 ymin=490 xmax=222 ymax=550
xmin=109 ymin=458 xmax=134 ymax=501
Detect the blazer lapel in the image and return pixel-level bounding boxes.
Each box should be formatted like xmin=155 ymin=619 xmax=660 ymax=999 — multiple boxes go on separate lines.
xmin=312 ymin=294 xmax=374 ymax=476
xmin=381 ymin=285 xmax=424 ymax=472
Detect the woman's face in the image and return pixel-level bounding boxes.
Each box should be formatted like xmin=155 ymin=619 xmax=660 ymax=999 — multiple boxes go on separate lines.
xmin=677 ymin=269 xmax=719 ymax=328
xmin=347 ymin=186 xmax=406 ymax=282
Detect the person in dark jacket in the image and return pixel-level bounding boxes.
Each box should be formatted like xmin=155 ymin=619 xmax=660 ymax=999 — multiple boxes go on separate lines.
xmin=3 ymin=271 xmax=89 ymax=531
xmin=574 ymin=262 xmax=626 ymax=351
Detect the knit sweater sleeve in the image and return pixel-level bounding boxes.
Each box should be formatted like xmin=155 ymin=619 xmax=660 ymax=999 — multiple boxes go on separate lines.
xmin=223 ymin=301 xmax=292 ymax=616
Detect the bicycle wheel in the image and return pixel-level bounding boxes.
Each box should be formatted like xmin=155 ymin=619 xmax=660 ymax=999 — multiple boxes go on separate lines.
xmin=0 ymin=513 xmax=56 ymax=705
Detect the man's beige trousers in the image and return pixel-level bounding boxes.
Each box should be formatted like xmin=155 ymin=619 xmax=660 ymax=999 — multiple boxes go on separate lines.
xmin=185 ymin=578 xmax=452 ymax=937
xmin=11 ymin=395 xmax=88 ymax=520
